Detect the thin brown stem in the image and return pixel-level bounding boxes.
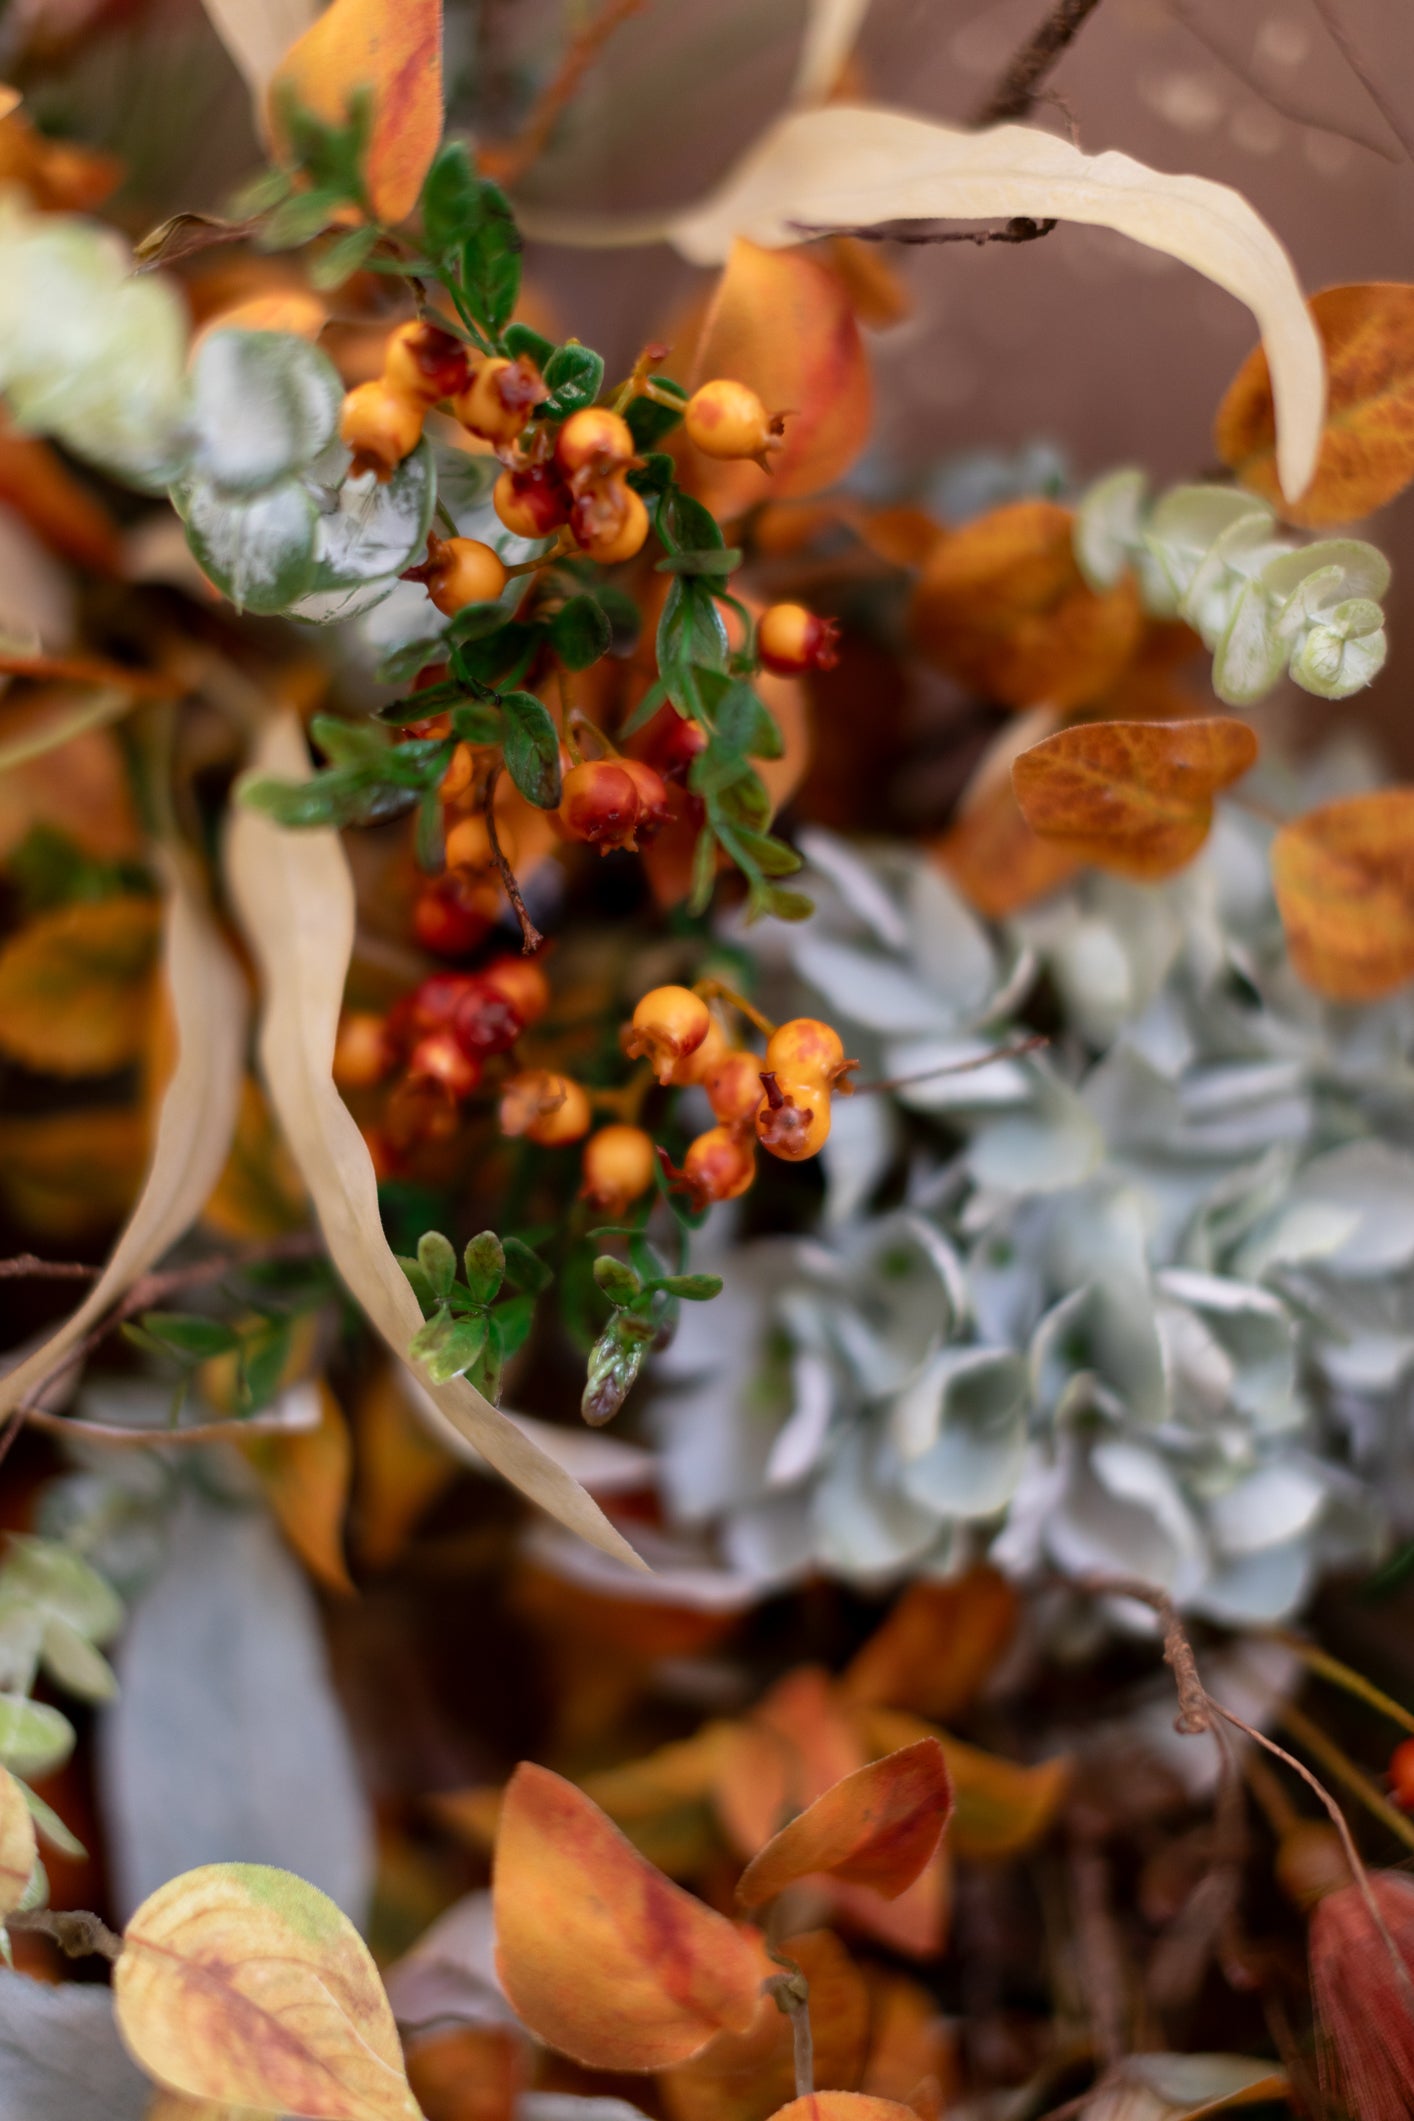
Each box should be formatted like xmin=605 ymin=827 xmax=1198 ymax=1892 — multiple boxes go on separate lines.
xmin=8 ymin=1907 xmax=122 ymax=1962
xmin=853 ymin=1032 xmax=1049 ymax=1097
xmin=483 ymin=765 xmax=544 ymax=956
xmin=693 ymin=978 xmax=776 ymax=1040
xmin=14 ymin=1400 xmax=318 ymax=1451
xmin=479 ymin=0 xmax=648 ymax=186
xmin=1277 ymin=1700 xmax=1414 ymax=1857
xmin=971 ymin=0 xmax=1107 ymax=128
xmin=765 ymin=1969 xmax=814 ymax=2099
xmin=0 ymin=1255 xmax=101 ymax=1282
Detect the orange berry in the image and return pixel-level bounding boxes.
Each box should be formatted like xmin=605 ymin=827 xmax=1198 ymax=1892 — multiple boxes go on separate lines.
xmin=413 ymin=876 xmax=497 ymax=957
xmin=757 ymin=601 xmax=841 ymax=677
xmin=581 ymin=1123 xmax=658 ymax=1214
xmin=440 ymin=742 xmax=477 ymax=804
xmin=339 ymin=379 xmax=425 ymax=480
xmin=499 ymin=1069 xmax=592 ymax=1146
xmin=683 ymin=1124 xmax=756 ymax=1203
xmin=574 ymin=477 xmax=649 ymax=564
xmin=1389 ymin=1740 xmax=1414 ymax=1811
xmin=333 ymin=1010 xmax=395 ymax=1091
xmin=667 ymin=1011 xmax=730 ymax=1087
xmin=706 ymin=1050 xmax=765 ymax=1129
xmin=625 ymin=985 xmax=710 ymax=1084
xmin=755 ymin=1073 xmax=831 ymax=1161
xmin=445 ymin=812 xmax=514 ymax=872
xmin=494 ymin=464 xmax=572 ymax=539
xmin=407 ymin=1029 xmax=482 ymax=1101
xmin=555 ymin=406 xmax=635 ymax=481
xmin=403 ymin=532 xmax=506 ymax=616
xmin=454 ymin=354 xmax=547 ymax=445
xmin=765 ymin=1016 xmax=849 ymax=1090
xmin=482 ymin=955 xmax=551 ymax=1027
xmin=684 ymin=378 xmax=785 ymax=465
xmin=558 ymin=759 xmax=642 ymax=851
xmin=383 ymin=319 xmax=471 ymax=405
xmin=1275 ymin=1823 xmax=1352 ymax=1909
xmin=618 ymin=757 xmax=669 ymax=836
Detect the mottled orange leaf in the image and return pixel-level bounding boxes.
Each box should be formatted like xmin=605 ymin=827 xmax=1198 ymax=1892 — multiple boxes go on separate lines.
xmin=859 ymin=1969 xmax=958 ymax=2112
xmin=825 ymin=235 xmax=911 ymax=330
xmin=829 ymin=1845 xmax=950 ymax=1962
xmin=267 ymin=0 xmax=442 ymax=225
xmin=661 ymin=1930 xmax=869 ymax=2121
xmin=1011 ymin=717 xmax=1258 ymax=880
xmin=910 ymin=500 xmax=1143 ymax=710
xmin=766 ymin=2094 xmax=921 ymax=2121
xmin=736 ymin=1739 xmax=952 ymax=1909
xmin=716 ymin=1668 xmax=862 ymax=1859
xmin=355 ymin=1364 xmax=459 ymax=1570
xmin=406 ymin=2025 xmax=526 ymax=2121
xmin=1271 ymin=789 xmax=1414 ymax=1000
xmin=1216 ymin=282 xmax=1414 ymax=528
xmin=689 ymin=240 xmax=872 ymax=503
xmin=493 ymin=1762 xmax=766 ymax=2071
xmin=842 ymin=1570 xmax=1019 ymax=1722
xmin=934 ymin=777 xmax=1079 ymax=919
xmin=0 ymin=895 xmax=162 ymax=1076
xmin=857 ymin=1709 xmax=1070 ymax=1863
xmin=243 ymin=1380 xmax=354 ymax=1595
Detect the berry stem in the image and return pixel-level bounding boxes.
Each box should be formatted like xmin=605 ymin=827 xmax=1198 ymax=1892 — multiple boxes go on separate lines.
xmin=693 ymin=977 xmax=777 ymax=1039
xmin=483 ymin=764 xmax=545 ymax=955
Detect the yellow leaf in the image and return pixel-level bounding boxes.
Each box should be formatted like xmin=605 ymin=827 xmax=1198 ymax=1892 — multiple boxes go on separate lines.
xmin=267 ymin=0 xmax=443 ymax=224
xmin=842 ymin=1570 xmax=1020 ymax=1722
xmin=0 ymin=1105 xmax=148 ymax=1236
xmin=0 ymin=859 xmax=247 ymax=1421
xmin=225 ymin=712 xmax=644 ymax=1571
xmin=1011 ymin=717 xmax=1258 ymax=879
xmin=0 ymin=895 xmax=161 ymax=1075
xmin=1216 ymin=282 xmax=1414 ymax=527
xmin=242 ymin=1380 xmax=354 ymax=1594
xmin=1271 ymin=789 xmax=1414 ymax=1000
xmin=116 ymin=1862 xmax=422 ymax=2120
xmin=0 ymin=1762 xmax=37 ymax=1918
xmin=522 ymin=105 xmax=1325 ymax=504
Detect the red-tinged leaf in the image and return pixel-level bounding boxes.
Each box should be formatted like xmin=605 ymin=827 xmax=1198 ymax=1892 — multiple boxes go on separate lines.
xmin=493 ymin=1762 xmax=767 ymax=2071
xmin=267 ymin=0 xmax=442 ymax=225
xmin=1011 ymin=717 xmax=1258 ymax=880
xmin=1271 ymin=790 xmax=1414 ymax=1000
xmin=842 ymin=1570 xmax=1019 ymax=1722
xmin=735 ymin=1739 xmax=952 ymax=1909
xmin=689 ymin=239 xmax=871 ymax=503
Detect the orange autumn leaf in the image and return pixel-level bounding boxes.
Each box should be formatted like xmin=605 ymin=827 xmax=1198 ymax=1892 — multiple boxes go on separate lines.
xmin=910 ymin=499 xmax=1143 ymax=711
xmin=689 ymin=240 xmax=872 ymax=504
xmin=242 ymin=1380 xmax=354 ymax=1595
xmin=355 ymin=1363 xmax=459 ymax=1570
xmin=859 ymin=1969 xmax=958 ymax=2112
xmin=0 ymin=894 xmax=163 ymax=1076
xmin=267 ymin=0 xmax=442 ymax=225
xmin=735 ymin=1739 xmax=952 ymax=1909
xmin=934 ymin=778 xmax=1079 ymax=920
xmin=661 ymin=1930 xmax=870 ymax=2121
xmin=1011 ymin=717 xmax=1258 ymax=880
xmin=767 ymin=2095 xmax=921 ymax=2121
xmin=1271 ymin=789 xmax=1414 ymax=1000
xmin=493 ymin=1762 xmax=766 ymax=2071
xmin=857 ymin=1709 xmax=1071 ymax=1863
xmin=406 ymin=2024 xmax=526 ymax=2121
xmin=0 ymin=422 xmax=119 ymax=573
xmin=1216 ymin=282 xmax=1414 ymax=528
xmin=0 ymin=1104 xmax=147 ymax=1237
xmin=842 ymin=1570 xmax=1019 ymax=1723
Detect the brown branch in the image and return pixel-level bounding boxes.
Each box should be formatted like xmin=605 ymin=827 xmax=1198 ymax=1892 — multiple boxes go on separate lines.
xmin=853 ymin=1033 xmax=1049 ymax=1096
xmin=0 ymin=1255 xmax=101 ymax=1282
xmin=15 ymin=1400 xmax=319 ymax=1451
xmin=7 ymin=1907 xmax=122 ymax=1961
xmin=478 ymin=0 xmax=648 ymax=186
xmin=483 ymin=765 xmax=544 ymax=956
xmin=971 ymin=0 xmax=1107 ymax=127
xmin=0 ymin=649 xmax=183 ymax=698
xmin=789 ymin=215 xmax=1057 ymax=249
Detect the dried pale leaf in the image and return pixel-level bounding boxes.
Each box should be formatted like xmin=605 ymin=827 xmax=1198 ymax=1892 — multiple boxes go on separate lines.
xmin=1271 ymin=789 xmax=1414 ymax=1000
xmin=1012 ymin=717 xmax=1258 ymax=879
xmin=910 ymin=500 xmax=1143 ymax=711
xmin=200 ymin=0 xmax=320 ymax=98
xmin=114 ymin=1861 xmax=421 ymax=2120
xmin=267 ymin=0 xmax=443 ymax=224
xmin=493 ymin=1763 xmax=765 ymax=2071
xmin=0 ymin=895 xmax=160 ymax=1075
xmin=225 ymin=712 xmax=644 ymax=1570
xmin=737 ymin=1739 xmax=951 ymax=1908
xmin=242 ymin=1380 xmax=354 ymax=1594
xmin=842 ymin=1570 xmax=1019 ymax=1721
xmin=688 ymin=241 xmax=871 ymax=503
xmin=0 ymin=860 xmax=247 ymax=1420
xmin=524 ymin=106 xmax=1323 ymax=503
xmin=661 ymin=1930 xmax=869 ymax=2121
xmin=0 ymin=1763 xmax=37 ymax=1918
xmin=1216 ymin=282 xmax=1414 ymax=527
xmin=203 ymin=1075 xmax=309 ymax=1240
xmin=794 ymin=0 xmax=870 ymax=103
xmin=147 ymin=2096 xmax=274 ymax=2119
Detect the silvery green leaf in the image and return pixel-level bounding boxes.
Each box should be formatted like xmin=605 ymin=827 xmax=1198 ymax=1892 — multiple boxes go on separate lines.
xmin=832 ymin=1213 xmax=968 ymax=1393
xmin=1180 ymin=509 xmax=1291 ymax=648
xmin=1031 ymin=1274 xmax=1168 ymax=1429
xmin=891 ymin=1346 xmax=1030 ymax=1523
xmin=187 ymin=328 xmax=342 ymax=493
xmin=1263 ymin=537 xmax=1390 ymax=613
xmin=795 ymin=826 xmax=910 ymax=949
xmin=794 ymin=934 xmax=958 ymax=1035
xmin=99 ymin=1494 xmax=372 ymax=1923
xmin=1210 ymin=581 xmax=1285 ymax=706
xmin=174 ymin=471 xmax=318 ymax=614
xmin=818 ymin=1088 xmax=895 ymax=1229
xmin=1190 ymin=1537 xmax=1312 ymax=1625
xmin=0 ymin=1537 xmax=122 ymax=1645
xmin=302 ymin=435 xmax=436 ymax=594
xmin=903 ymin=863 xmax=997 ymax=1016
xmin=1074 ymin=467 xmax=1147 ymax=590
xmin=1278 ymin=1142 xmax=1414 ymax=1277
xmin=0 ymin=1698 xmax=72 ymax=1781
xmin=810 ymin=1421 xmax=941 ymax=1579
xmin=1047 ymin=1440 xmax=1203 ymax=1595
xmin=1206 ymin=1458 xmax=1327 ymax=1556
xmin=1158 ymin=1270 xmax=1296 ymax=1428
xmin=762 ymin=1349 xmax=836 ymax=1486
xmin=38 ymin=1621 xmax=116 ymax=1704
xmin=1144 ymin=485 xmax=1271 ymax=609
xmin=0 ymin=1968 xmax=150 ymax=2121
xmin=968 ymin=1077 xmax=1104 ymax=1195
xmin=1289 ymin=607 xmax=1386 ymax=698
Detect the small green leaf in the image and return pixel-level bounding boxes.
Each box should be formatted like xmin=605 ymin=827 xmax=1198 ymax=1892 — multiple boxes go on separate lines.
xmin=0 ymin=1696 xmax=73 ymax=1780
xmin=654 ymin=1273 xmax=724 ymax=1301
xmin=715 ymin=679 xmax=784 ymax=761
xmin=593 ymin=1255 xmax=642 ymax=1307
xmin=309 ymin=714 xmax=390 ymax=766
xmin=626 ymin=380 xmax=687 ymax=452
xmin=493 ymin=1291 xmax=536 ymax=1357
xmin=449 ymin=600 xmax=515 ymax=644
xmin=500 ymin=689 xmax=563 ymax=809
xmin=463 ymin=1231 xmax=506 ymax=1305
xmin=421 ymin=139 xmax=482 ymax=259
xmin=16 ymin=1780 xmax=85 ymax=1859
xmin=542 ymin=343 xmax=605 ymax=420
xmin=551 ymin=594 xmax=612 ymax=671
xmin=502 ymin=1236 xmax=552 ymax=1294
xmin=237 ymin=1314 xmax=294 ymax=1412
xmin=417 ymin=1230 xmax=457 ymax=1299
xmin=657 ymin=548 xmax=742 ymax=577
xmin=504 ymin=321 xmax=556 ymax=368
xmin=460 ymin=178 xmax=521 ymax=336
xmin=397 ymin=1256 xmax=438 ymax=1311
xmin=140 ymin=1313 xmax=242 ymax=1361
xmin=413 ymin=1310 xmax=489 ymax=1385
xmin=310 ymin=223 xmax=379 ymax=288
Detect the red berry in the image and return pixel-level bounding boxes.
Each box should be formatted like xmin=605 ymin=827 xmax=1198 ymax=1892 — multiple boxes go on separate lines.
xmin=1389 ymin=1740 xmax=1414 ymax=1811
xmin=451 ymin=977 xmax=524 ymax=1058
xmin=407 ymin=1029 xmax=482 ymax=1101
xmin=558 ymin=759 xmax=642 ymax=852
xmin=619 ymin=758 xmax=670 ymax=837
xmin=482 ymin=955 xmax=551 ymax=1027
xmin=413 ymin=878 xmax=495 ymax=958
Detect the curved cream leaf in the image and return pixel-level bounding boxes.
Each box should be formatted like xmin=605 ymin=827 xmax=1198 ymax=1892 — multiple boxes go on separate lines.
xmin=794 ymin=0 xmax=871 ymax=103
xmin=225 ymin=713 xmax=647 ymax=1570
xmin=199 ymin=0 xmax=319 ymax=99
xmin=520 ymin=103 xmax=1323 ymax=503
xmin=0 ymin=857 xmax=248 ymax=1420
